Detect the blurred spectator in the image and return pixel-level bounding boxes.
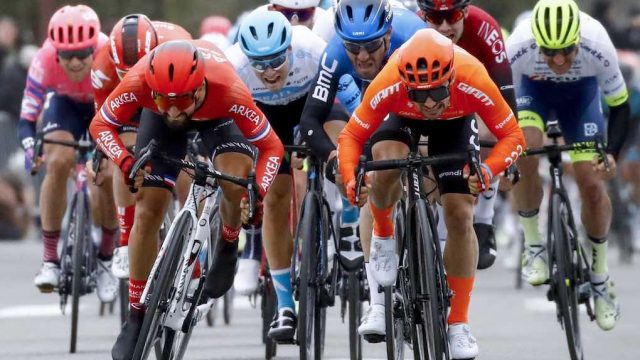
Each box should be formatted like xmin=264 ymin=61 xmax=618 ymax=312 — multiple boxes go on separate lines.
xmin=591 ymin=0 xmax=625 ymax=47
xmin=0 ymin=16 xmax=19 ymax=68
xmin=623 ymin=5 xmax=640 ymax=50
xmin=199 ymin=15 xmax=232 ymax=50
xmin=0 ymin=45 xmax=38 ymax=120
xmin=0 ymin=171 xmax=32 ymax=239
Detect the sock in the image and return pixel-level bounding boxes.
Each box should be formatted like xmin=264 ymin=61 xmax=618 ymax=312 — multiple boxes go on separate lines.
xmin=99 ymin=227 xmax=118 ymax=260
xmin=129 ymin=278 xmax=146 ymax=305
xmin=474 ymin=178 xmax=498 ymax=225
xmin=447 ymin=276 xmax=474 ymax=324
xmin=365 ymin=262 xmax=384 ymax=306
xmin=271 ymin=267 xmax=295 ymax=310
xmin=222 ymin=224 xmax=240 ymax=243
xmin=341 ymin=196 xmax=359 ymax=224
xmin=519 ymin=209 xmax=542 ymax=247
xmin=241 ymin=223 xmax=262 ymax=261
xmin=117 ymin=205 xmax=135 ymax=247
xmin=43 ymin=230 xmax=61 ymax=263
xmin=588 ymin=235 xmax=608 ymax=276
xmin=369 ymin=202 xmax=393 ymax=238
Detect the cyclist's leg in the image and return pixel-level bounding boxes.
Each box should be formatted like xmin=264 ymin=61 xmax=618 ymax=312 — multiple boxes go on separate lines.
xmin=428 ymin=116 xmax=479 ymax=359
xmin=558 ymin=86 xmax=619 ymax=330
xmin=35 ymin=95 xmax=83 ymax=291
xmin=199 ymin=118 xmax=255 ymax=299
xmin=512 ymin=79 xmax=549 ymax=285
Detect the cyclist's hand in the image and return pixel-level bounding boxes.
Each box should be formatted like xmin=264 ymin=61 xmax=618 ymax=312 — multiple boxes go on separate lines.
xmin=86 ymin=157 xmax=110 ymax=186
xmin=463 ymin=163 xmax=491 ymax=195
xmin=24 ymin=147 xmax=44 ymax=173
xmin=121 ymin=156 xmax=149 ymax=191
xmin=592 ymin=154 xmax=616 ymax=180
xmin=240 ymin=194 xmax=263 ymax=225
xmin=346 ymin=177 xmax=369 ymax=207
xmin=291 ymin=153 xmax=305 ymax=170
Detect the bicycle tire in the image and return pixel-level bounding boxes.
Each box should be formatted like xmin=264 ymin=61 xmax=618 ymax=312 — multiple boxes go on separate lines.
xmin=550 ymin=193 xmax=584 ymax=360
xmin=262 ymin=275 xmax=278 ymax=359
xmin=223 ymin=287 xmax=234 ymax=325
xmin=298 ymin=192 xmax=320 ymax=360
xmin=347 ymin=271 xmax=362 ymax=360
xmin=131 ymin=214 xmax=193 ymax=360
xmin=70 ymin=192 xmax=88 ymax=353
xmin=386 ymin=200 xmax=407 ymax=360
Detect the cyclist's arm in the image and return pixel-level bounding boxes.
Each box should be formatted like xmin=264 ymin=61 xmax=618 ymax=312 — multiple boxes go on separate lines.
xmin=17 ymin=54 xmax=48 ymax=150
xmin=300 ymin=50 xmax=343 ymax=161
xmin=607 ymin=100 xmax=631 ymax=160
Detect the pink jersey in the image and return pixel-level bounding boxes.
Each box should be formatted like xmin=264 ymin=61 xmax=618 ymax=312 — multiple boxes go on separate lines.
xmin=20 ymin=33 xmax=108 ymax=122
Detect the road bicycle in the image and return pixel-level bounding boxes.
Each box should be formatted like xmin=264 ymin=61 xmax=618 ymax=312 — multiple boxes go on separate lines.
xmin=127 ymin=139 xmax=258 ymax=360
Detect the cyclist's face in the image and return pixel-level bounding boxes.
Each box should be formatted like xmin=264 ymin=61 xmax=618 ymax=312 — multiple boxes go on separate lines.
xmin=162 ymin=84 xmax=205 ymax=128
xmin=345 ymin=31 xmax=391 ymax=80
xmin=255 ymin=57 xmax=290 ymax=92
xmin=414 ymin=82 xmax=452 ymax=118
xmin=58 ymin=54 xmax=93 ymax=82
xmin=543 ymin=47 xmax=578 ymax=75
xmin=424 ymin=7 xmax=467 ymax=44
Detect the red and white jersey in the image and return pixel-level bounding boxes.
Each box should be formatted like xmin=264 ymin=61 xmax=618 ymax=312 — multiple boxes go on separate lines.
xmin=89 ymin=40 xmax=285 ymax=197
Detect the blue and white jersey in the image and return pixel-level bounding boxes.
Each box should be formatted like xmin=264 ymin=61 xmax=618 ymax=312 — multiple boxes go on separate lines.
xmin=507 ymin=12 xmax=628 ymax=107
xmin=225 ymin=25 xmax=326 ymax=106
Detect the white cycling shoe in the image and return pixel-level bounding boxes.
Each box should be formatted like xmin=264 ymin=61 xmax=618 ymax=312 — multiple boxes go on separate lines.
xmin=592 ymin=276 xmax=620 ymax=331
xmin=97 ymin=259 xmax=119 ymax=303
xmin=111 ymin=246 xmax=129 ymax=279
xmin=370 ymin=236 xmax=397 ymax=287
xmin=233 ymin=259 xmax=260 ymax=296
xmin=521 ymin=244 xmax=549 ymax=286
xmin=358 ymin=304 xmax=385 ymax=337
xmin=448 ymin=323 xmax=479 ymax=360
xmin=34 ymin=262 xmax=60 ymax=293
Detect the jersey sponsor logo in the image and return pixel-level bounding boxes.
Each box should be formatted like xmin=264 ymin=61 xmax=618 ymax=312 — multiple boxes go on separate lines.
xmin=353 ymin=114 xmax=370 ymax=129
xmin=584 ymin=122 xmax=598 ymax=136
xmin=91 ymin=69 xmax=111 ymax=89
xmin=261 ymin=156 xmax=281 ymax=193
xmin=197 ymin=47 xmax=227 ymax=63
xmin=370 ymin=82 xmax=401 ymax=109
xmin=229 ymin=104 xmax=262 ymax=125
xmin=438 ymin=169 xmax=462 ymax=178
xmin=579 ymin=43 xmax=610 ymax=67
xmin=312 ymin=53 xmax=338 ymax=103
xmin=494 ymin=112 xmax=514 ymax=130
xmin=469 ymin=118 xmax=480 ymax=151
xmin=504 ymin=144 xmax=523 ymax=167
xmin=97 ymin=130 xmax=124 ymax=159
xmin=478 ymin=21 xmax=507 ymax=63
xmin=457 ymin=82 xmax=495 ymax=106
xmin=516 ymin=96 xmax=532 ymax=107
xmin=109 ymin=92 xmax=138 ymax=112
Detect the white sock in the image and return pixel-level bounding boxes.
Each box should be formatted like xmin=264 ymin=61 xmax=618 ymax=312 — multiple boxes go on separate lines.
xmin=474 ymin=178 xmax=499 ymax=225
xmin=588 ymin=236 xmax=608 ymax=276
xmin=365 ymin=262 xmax=384 ymax=306
xmin=436 ymin=203 xmax=447 ymax=243
xmin=519 ymin=210 xmax=542 ymax=247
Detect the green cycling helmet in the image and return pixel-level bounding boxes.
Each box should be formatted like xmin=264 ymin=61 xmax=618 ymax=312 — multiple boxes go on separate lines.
xmin=531 ymin=0 xmax=581 ymax=49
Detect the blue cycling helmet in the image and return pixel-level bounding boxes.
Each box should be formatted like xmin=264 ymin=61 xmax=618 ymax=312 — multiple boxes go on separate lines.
xmin=238 ymin=9 xmax=292 ymax=58
xmin=335 ymin=0 xmax=393 ymax=42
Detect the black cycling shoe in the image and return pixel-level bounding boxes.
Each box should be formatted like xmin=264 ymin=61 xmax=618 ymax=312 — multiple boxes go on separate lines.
xmin=203 ymin=239 xmax=238 ymax=299
xmin=111 ymin=308 xmax=144 ymax=360
xmin=475 ymin=223 xmax=497 ymax=270
xmin=268 ymin=308 xmax=297 ymax=342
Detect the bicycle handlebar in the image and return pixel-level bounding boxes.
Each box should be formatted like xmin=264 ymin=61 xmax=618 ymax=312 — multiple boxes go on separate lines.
xmin=30 ymin=136 xmax=94 ymax=176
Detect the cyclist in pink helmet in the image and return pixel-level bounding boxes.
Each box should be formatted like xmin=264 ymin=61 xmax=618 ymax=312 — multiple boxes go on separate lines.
xmin=17 ymin=5 xmax=118 ymax=302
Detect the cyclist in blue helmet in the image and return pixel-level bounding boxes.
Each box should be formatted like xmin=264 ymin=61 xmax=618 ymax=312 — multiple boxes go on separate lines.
xmin=299 ymin=0 xmax=426 ymax=340
xmin=226 ymin=8 xmax=352 ymax=341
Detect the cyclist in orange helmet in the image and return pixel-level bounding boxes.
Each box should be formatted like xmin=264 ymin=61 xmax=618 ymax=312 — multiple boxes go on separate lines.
xmin=337 ymin=29 xmax=525 ymax=359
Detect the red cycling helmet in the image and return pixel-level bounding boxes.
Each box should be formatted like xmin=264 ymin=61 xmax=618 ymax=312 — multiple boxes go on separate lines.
xmin=48 ymin=5 xmax=101 ymax=51
xmin=199 ymin=16 xmax=232 ymax=37
xmin=145 ymin=41 xmax=205 ymax=96
xmin=417 ymin=0 xmax=470 ymax=11
xmin=110 ymin=14 xmax=158 ymax=73
xmin=397 ymin=29 xmax=455 ymax=89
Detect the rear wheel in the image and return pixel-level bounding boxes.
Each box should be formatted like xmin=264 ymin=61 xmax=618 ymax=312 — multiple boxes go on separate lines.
xmin=298 ymin=193 xmax=320 ymax=360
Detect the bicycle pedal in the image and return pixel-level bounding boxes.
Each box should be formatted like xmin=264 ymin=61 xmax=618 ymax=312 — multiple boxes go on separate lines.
xmin=363 ymin=334 xmax=385 ymax=343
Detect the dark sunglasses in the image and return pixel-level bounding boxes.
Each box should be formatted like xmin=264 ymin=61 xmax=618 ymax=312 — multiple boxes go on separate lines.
xmin=343 ymin=37 xmax=385 ymax=55
xmin=249 ymin=51 xmax=288 ymax=73
xmin=424 ymin=9 xmax=465 ymax=25
xmin=152 ymin=91 xmax=196 ymax=112
xmin=57 ymin=47 xmax=94 ymax=60
xmin=539 ymin=44 xmax=577 ymax=57
xmin=407 ymin=85 xmax=450 ymax=103
xmin=272 ymin=5 xmax=315 ymax=22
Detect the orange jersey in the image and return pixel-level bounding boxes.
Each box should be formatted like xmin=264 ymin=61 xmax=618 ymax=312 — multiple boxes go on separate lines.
xmin=338 ymin=46 xmax=525 ymax=183
xmin=91 ymin=21 xmax=192 ymax=110
xmin=89 ymin=40 xmax=284 ymax=197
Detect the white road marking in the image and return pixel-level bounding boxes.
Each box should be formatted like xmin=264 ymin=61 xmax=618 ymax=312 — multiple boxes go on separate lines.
xmin=0 ymin=304 xmax=87 ymax=318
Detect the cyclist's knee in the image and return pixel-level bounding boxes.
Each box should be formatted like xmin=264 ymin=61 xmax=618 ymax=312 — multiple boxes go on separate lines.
xmin=45 ymin=150 xmax=75 ymax=177
xmin=264 ymin=177 xmax=291 ymax=214
xmin=371 ymin=140 xmax=407 ymax=185
xmin=215 ymin=152 xmax=252 ymax=201
xmin=135 ymin=188 xmax=171 ymax=225
xmin=442 ymin=195 xmax=474 ymax=230
xmin=577 ymin=178 xmax=608 ymax=207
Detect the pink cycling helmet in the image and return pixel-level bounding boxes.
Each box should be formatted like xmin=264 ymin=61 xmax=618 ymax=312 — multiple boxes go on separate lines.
xmin=48 ymin=5 xmax=101 ymax=51
xmin=199 ymin=16 xmax=232 ymax=37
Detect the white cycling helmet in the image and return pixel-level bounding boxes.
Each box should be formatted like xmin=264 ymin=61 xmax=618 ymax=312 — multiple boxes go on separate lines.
xmin=269 ymin=0 xmax=321 ymax=9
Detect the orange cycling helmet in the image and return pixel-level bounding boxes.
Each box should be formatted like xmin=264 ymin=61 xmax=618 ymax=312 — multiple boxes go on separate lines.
xmin=110 ymin=14 xmax=158 ymax=74
xmin=397 ymin=29 xmax=454 ymax=89
xmin=145 ymin=41 xmax=205 ymax=96
xmin=48 ymin=5 xmax=101 ymax=51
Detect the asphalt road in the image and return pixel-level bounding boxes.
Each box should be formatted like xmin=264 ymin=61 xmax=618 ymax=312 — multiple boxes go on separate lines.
xmin=0 ymin=238 xmax=638 ymax=360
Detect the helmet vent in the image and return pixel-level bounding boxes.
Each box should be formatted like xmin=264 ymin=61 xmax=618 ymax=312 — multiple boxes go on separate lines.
xmin=122 ymin=20 xmax=139 ymax=66
xmin=250 ymin=26 xmax=258 ymax=40
xmin=267 ymin=22 xmax=274 ymax=37
xmin=559 ymin=6 xmax=574 ymax=44
xmin=364 ymin=5 xmax=373 ymax=22
xmin=442 ymin=62 xmax=451 ymax=79
xmin=280 ymin=29 xmax=287 ymax=46
xmin=67 ymin=25 xmax=73 ymax=43
xmin=191 ymin=51 xmax=198 ymax=73
xmin=168 ymin=63 xmax=174 ymax=81
xmin=417 ymin=58 xmax=429 ymax=82
xmin=346 ymin=6 xmax=354 ymax=22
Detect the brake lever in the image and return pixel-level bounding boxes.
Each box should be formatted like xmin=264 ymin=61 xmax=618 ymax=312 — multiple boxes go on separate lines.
xmin=92 ymin=150 xmax=104 ymax=186
xmin=505 ymin=164 xmax=520 ymax=186
xmin=594 ymin=135 xmax=610 ymax=172
xmin=30 ymin=137 xmax=44 ymax=176
xmin=468 ymin=147 xmax=486 ymax=191
xmin=354 ymin=155 xmax=367 ymax=205
xmin=246 ymin=171 xmax=257 ymax=222
xmin=128 ymin=140 xmax=158 ymax=193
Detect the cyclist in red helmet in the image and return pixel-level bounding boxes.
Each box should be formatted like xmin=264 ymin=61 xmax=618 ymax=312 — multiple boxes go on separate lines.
xmin=17 ymin=5 xmax=120 ymax=303
xmin=91 ymin=14 xmax=192 ymax=281
xmin=417 ymin=0 xmax=517 ymax=270
xmin=89 ymin=40 xmax=284 ymax=360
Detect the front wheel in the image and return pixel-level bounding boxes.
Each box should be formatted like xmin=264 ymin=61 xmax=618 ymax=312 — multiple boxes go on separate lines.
xmin=70 ymin=192 xmax=89 ymax=354
xmin=298 ymin=193 xmax=320 ymax=360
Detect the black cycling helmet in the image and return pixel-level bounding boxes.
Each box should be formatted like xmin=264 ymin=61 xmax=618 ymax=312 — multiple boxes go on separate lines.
xmin=417 ymin=0 xmax=470 ymax=11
